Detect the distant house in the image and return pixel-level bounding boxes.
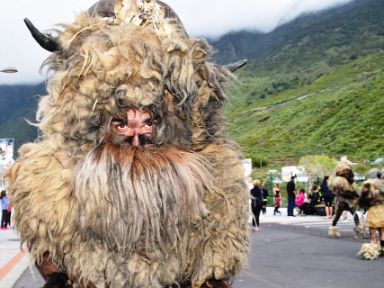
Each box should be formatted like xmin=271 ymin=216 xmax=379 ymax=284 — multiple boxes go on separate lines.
xmin=372 ymin=157 xmax=384 ymax=165
xmin=241 ymin=158 xmax=252 ymax=178
xmin=0 ymin=138 xmax=14 ymax=190
xmin=281 ymin=166 xmax=309 ymax=182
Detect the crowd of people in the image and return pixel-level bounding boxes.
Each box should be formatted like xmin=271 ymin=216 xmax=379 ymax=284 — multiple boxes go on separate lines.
xmin=248 ymin=165 xmax=384 ymax=259
xmin=249 ymin=175 xmax=335 ymax=229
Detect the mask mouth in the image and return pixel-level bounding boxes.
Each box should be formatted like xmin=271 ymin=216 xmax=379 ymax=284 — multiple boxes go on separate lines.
xmin=123 ymin=134 xmax=154 ymax=147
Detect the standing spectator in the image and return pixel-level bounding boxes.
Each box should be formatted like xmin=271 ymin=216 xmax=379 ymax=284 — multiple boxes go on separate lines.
xmin=250 ymin=180 xmax=263 ymax=231
xmin=321 ymin=176 xmax=334 ymax=219
xmin=261 ymin=183 xmax=269 ymax=215
xmin=287 ymin=176 xmax=296 ymax=216
xmin=1 ymin=190 xmax=10 ymax=229
xmin=6 ymin=201 xmax=12 ymax=228
xmin=273 ymin=183 xmax=281 ymax=215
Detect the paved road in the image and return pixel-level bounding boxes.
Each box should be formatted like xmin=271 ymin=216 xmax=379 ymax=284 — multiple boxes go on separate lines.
xmin=12 ymin=214 xmax=383 ymax=288
xmin=235 ymin=220 xmax=383 ymax=288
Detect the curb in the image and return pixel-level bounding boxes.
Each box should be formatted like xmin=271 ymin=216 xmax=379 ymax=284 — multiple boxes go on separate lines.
xmin=0 ymin=251 xmax=29 ymax=288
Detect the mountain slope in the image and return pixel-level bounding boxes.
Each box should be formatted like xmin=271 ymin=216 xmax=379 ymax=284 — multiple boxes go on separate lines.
xmin=228 ymin=52 xmax=384 ymax=164
xmin=207 ymin=0 xmax=384 ymax=165
xmin=0 ymin=83 xmax=43 ymax=153
xmin=212 ymin=0 xmax=384 ymax=67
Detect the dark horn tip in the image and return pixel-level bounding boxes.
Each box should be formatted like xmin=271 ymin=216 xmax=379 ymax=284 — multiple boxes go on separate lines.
xmin=225 ymin=59 xmax=248 ymax=73
xmin=24 ymin=18 xmax=60 ymax=52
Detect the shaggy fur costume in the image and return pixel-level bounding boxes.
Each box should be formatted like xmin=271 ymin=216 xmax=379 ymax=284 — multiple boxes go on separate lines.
xmin=357 ymin=243 xmax=382 ymax=260
xmin=5 ymin=1 xmax=249 ymax=287
xmin=328 ymin=161 xmax=361 ymax=238
xmin=359 ymin=179 xmax=384 ymax=214
xmin=357 ymin=179 xmax=384 ymax=260
xmin=328 ymin=226 xmax=341 ymax=238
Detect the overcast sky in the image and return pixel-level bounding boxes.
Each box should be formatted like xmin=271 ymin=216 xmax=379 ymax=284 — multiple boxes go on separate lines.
xmin=0 ymin=0 xmax=353 ymax=85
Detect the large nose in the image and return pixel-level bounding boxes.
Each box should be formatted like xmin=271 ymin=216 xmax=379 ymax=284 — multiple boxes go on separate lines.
xmin=131 ymin=134 xmax=140 ymax=147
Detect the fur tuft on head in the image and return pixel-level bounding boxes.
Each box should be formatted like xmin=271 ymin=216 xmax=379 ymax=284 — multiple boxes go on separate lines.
xmin=335 ymin=160 xmax=352 ymax=174
xmin=37 ymin=17 xmax=230 ymax=153
xmin=329 ymin=161 xmax=359 ymax=205
xmin=359 ymin=179 xmax=384 ymax=209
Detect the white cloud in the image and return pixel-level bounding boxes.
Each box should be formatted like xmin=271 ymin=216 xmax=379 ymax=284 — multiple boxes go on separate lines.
xmin=0 ymin=0 xmax=353 ymax=84
xmin=172 ymin=0 xmax=353 ymax=36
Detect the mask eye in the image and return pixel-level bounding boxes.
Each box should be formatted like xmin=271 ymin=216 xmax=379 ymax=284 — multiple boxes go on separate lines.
xmin=145 ymin=118 xmax=153 ymax=127
xmin=112 ymin=120 xmax=129 ymax=134
xmin=116 ymin=124 xmax=128 ymax=132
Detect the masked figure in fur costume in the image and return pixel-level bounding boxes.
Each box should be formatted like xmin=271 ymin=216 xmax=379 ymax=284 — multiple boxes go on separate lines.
xmin=5 ymin=1 xmax=250 ymax=287
xmin=357 ymin=179 xmax=384 ymax=260
xmin=327 ymin=161 xmax=361 ymax=238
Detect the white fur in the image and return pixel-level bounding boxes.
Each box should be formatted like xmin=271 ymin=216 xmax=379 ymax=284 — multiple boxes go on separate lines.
xmin=358 ymin=243 xmax=382 ymax=260
xmin=328 ymin=226 xmax=341 ymax=238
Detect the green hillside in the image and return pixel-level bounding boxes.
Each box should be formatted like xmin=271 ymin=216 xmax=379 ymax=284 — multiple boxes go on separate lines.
xmin=0 ymin=84 xmax=42 ymax=153
xmin=215 ymin=0 xmax=384 ymax=166
xmin=228 ymin=52 xmax=384 ymax=164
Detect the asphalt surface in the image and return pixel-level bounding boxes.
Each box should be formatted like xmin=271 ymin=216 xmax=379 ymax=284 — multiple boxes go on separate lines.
xmin=12 ymin=217 xmax=384 ymax=288
xmin=235 ymin=222 xmax=383 ymax=288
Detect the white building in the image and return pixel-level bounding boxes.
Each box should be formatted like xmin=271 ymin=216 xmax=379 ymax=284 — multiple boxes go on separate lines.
xmin=0 ymin=138 xmax=15 ymax=190
xmin=281 ymin=166 xmax=309 ymax=182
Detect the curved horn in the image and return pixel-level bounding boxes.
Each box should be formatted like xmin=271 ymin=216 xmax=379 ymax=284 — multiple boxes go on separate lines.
xmin=225 ymin=59 xmax=248 ymax=73
xmin=24 ymin=18 xmax=59 ymax=52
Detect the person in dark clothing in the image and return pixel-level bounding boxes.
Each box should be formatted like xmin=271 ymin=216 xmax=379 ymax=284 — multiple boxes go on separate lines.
xmin=308 ymin=185 xmax=322 ymax=206
xmin=250 ymin=180 xmax=263 ymax=231
xmin=286 ymin=176 xmax=296 ymax=216
xmin=321 ymin=176 xmax=334 ymax=219
xmin=261 ymin=184 xmax=269 ymax=215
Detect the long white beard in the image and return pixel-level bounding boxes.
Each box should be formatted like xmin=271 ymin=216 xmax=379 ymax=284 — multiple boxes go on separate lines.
xmin=74 ymin=144 xmax=212 ymax=253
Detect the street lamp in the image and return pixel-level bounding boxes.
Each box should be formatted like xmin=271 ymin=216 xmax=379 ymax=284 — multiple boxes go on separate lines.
xmin=0 ymin=67 xmax=18 ymax=73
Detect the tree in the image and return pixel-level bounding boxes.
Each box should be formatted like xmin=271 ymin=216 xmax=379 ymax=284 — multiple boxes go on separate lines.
xmin=299 ymin=155 xmax=338 ymax=186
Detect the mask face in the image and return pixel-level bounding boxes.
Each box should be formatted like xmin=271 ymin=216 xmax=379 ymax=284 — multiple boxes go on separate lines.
xmin=111 ymin=109 xmax=156 ymax=148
